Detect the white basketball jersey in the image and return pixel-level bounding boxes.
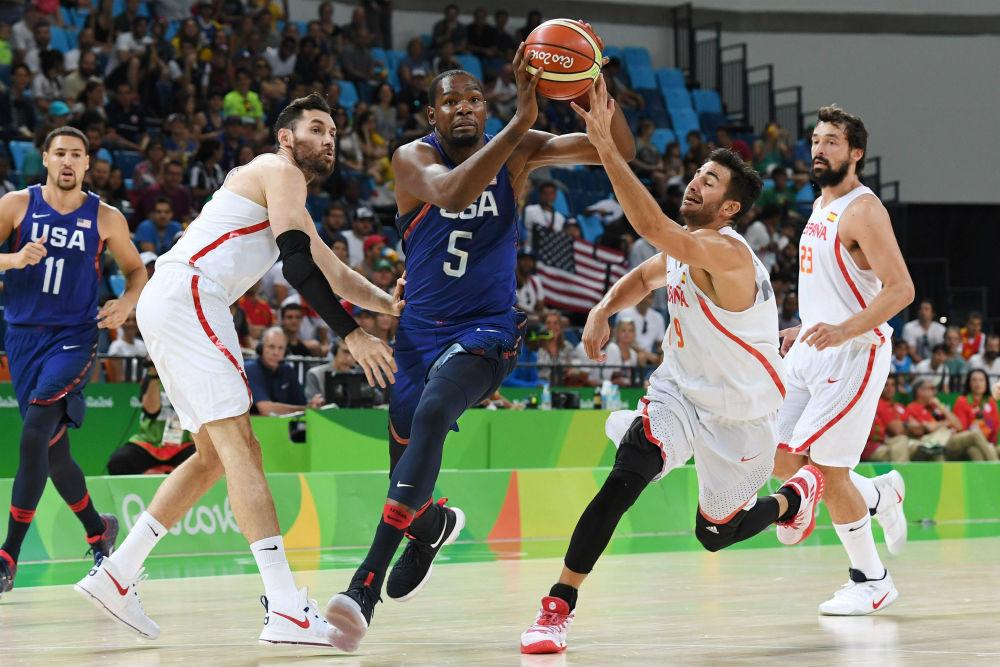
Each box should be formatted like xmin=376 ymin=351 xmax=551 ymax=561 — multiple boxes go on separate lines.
xmin=650 ymin=227 xmax=786 ymax=420
xmin=157 ymin=186 xmax=277 ymax=305
xmin=797 ymin=185 xmax=892 ymax=346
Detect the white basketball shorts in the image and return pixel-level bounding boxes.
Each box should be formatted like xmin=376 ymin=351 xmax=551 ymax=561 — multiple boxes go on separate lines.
xmin=136 ymin=265 xmax=252 ymax=433
xmin=606 ymin=376 xmax=778 ymax=523
xmin=777 ymin=337 xmax=891 ymax=468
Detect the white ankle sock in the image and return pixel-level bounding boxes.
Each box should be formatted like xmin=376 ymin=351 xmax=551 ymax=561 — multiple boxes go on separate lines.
xmin=251 ymin=536 xmax=298 ymax=610
xmin=109 ymin=511 xmax=166 ymax=580
xmin=849 ymin=470 xmax=880 ymax=511
xmin=834 ymin=514 xmax=885 ymax=579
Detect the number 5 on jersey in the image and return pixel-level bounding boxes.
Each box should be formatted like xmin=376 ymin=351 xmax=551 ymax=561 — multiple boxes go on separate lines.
xmin=443 ymin=230 xmax=472 ymax=277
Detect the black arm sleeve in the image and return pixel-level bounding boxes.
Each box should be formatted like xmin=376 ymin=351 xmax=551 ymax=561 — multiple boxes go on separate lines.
xmin=276 ymin=229 xmax=360 ymax=339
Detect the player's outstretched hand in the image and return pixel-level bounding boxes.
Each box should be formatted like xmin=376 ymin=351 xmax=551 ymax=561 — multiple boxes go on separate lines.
xmin=802 ymin=322 xmax=849 ymax=351
xmin=582 ymin=307 xmax=611 ymax=362
xmin=511 ymin=42 xmax=543 ymax=131
xmin=779 ymin=325 xmax=801 ymax=356
xmin=345 ymin=328 xmax=397 ymax=388
xmin=97 ymin=299 xmax=131 ymax=330
xmin=569 ymin=74 xmax=615 ymax=154
xmin=390 ymin=273 xmax=406 ymax=316
xmin=13 ymin=239 xmax=47 ymax=269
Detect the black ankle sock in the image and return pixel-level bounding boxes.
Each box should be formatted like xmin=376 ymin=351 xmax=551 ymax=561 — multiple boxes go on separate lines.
xmin=549 ymin=583 xmax=578 ymax=611
xmin=776 ymin=485 xmax=802 ymax=523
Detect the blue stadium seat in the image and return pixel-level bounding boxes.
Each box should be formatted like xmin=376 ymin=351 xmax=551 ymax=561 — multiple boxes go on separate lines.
xmin=623 ymin=47 xmax=652 ymax=71
xmin=670 ymin=109 xmax=700 ymax=154
xmin=49 ymin=26 xmax=76 ymax=54
xmin=371 ymin=47 xmax=387 ymax=66
xmin=656 ymin=68 xmax=686 ymax=92
xmin=485 ymin=117 xmax=503 ymax=136
xmin=691 ymin=89 xmax=723 ymax=114
xmin=554 ymin=189 xmax=571 ymax=217
xmin=628 ymin=66 xmax=656 ymax=91
xmin=602 ymin=46 xmax=624 ymax=62
xmin=8 ymin=141 xmax=34 ymax=172
xmin=456 ymin=54 xmax=483 ymax=80
xmin=337 ymin=80 xmax=359 ymax=112
xmin=662 ymin=88 xmax=693 ymax=114
xmin=698 ymin=112 xmax=726 ymax=138
xmin=650 ymin=128 xmax=676 ymax=154
xmin=61 ymin=7 xmax=90 ymax=30
xmin=165 ymin=20 xmax=180 ymax=41
xmin=112 ymin=150 xmax=143 ymax=176
xmin=113 ymin=0 xmax=149 ymax=17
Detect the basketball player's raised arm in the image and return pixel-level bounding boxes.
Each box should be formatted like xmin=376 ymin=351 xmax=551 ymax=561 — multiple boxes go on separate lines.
xmin=265 ymin=164 xmax=397 ymax=388
xmin=393 ymin=44 xmax=543 ymax=212
xmin=801 ymin=199 xmax=914 ymax=350
xmin=98 ymin=203 xmax=148 ymax=330
xmin=0 ymin=191 xmax=47 ymax=271
xmin=582 ymin=253 xmax=666 ymax=362
xmin=570 ymin=77 xmax=745 ymax=274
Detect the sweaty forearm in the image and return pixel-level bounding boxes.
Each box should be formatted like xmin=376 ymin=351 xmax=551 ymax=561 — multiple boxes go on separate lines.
xmin=431 ymin=122 xmax=529 ymax=211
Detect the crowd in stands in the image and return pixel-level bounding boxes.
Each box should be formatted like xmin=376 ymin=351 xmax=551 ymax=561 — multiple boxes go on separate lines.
xmin=1 ymin=2 xmax=998 ymax=460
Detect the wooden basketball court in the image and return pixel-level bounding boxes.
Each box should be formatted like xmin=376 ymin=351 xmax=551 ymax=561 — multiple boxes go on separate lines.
xmin=4 ymin=537 xmax=1000 ymax=666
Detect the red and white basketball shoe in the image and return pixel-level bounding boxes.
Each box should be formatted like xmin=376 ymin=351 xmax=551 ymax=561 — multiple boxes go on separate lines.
xmin=259 ymin=587 xmax=334 ymax=646
xmin=520 ymin=596 xmax=575 ymax=654
xmin=872 ymin=470 xmax=907 ymax=555
xmin=74 ymin=557 xmax=160 ymax=639
xmin=777 ymin=464 xmax=826 ymax=545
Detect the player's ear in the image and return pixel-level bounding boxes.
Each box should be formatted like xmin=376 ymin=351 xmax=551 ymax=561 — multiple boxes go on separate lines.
xmin=851 ymin=147 xmax=864 ymax=169
xmin=276 ymin=126 xmax=292 ymax=149
xmin=426 ymin=105 xmax=436 ymax=128
xmin=723 ymin=199 xmax=742 ymax=220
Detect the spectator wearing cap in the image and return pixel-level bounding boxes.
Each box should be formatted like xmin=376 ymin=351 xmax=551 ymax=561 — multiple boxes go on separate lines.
xmin=139 ymin=250 xmax=158 ymax=278
xmin=134 ymin=197 xmax=183 ymax=255
xmin=516 ymin=251 xmax=546 ymax=316
xmin=134 ymin=159 xmax=194 ymax=225
xmin=523 ymin=181 xmax=565 ymax=250
xmin=371 ymin=258 xmax=397 ymax=292
xmin=902 ymin=298 xmax=946 ymax=363
xmin=345 ymin=207 xmax=375 ymax=266
xmin=618 ymin=293 xmax=667 ymax=356
xmin=969 ymin=334 xmax=1000 ymax=377
xmin=246 ymin=327 xmax=324 ymax=416
xmin=45 ymin=99 xmax=73 ymax=126
xmin=223 ymin=68 xmax=265 ymax=125
xmin=358 ymin=234 xmax=388 ymax=276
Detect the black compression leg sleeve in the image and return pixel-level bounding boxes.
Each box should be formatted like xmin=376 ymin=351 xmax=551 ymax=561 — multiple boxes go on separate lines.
xmin=48 ymin=430 xmax=104 ymax=537
xmin=563 ymin=469 xmax=650 ymax=574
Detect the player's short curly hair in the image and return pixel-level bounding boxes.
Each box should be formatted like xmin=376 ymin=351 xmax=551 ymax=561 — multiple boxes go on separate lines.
xmin=273 ymin=92 xmax=332 ymax=135
xmin=708 ymin=147 xmax=762 ymax=223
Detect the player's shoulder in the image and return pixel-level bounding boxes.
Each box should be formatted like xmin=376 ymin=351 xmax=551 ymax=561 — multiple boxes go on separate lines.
xmin=393 ymin=136 xmax=437 ymax=165
xmin=0 ymin=188 xmax=31 ymax=222
xmin=844 ymin=191 xmax=888 ymax=220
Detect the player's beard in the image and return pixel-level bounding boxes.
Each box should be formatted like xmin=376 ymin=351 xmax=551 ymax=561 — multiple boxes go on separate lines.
xmin=681 ymin=199 xmax=722 ymax=228
xmin=53 ymin=172 xmax=79 ymax=191
xmin=291 ymin=140 xmax=335 ymax=180
xmin=811 ymin=157 xmax=851 ymax=187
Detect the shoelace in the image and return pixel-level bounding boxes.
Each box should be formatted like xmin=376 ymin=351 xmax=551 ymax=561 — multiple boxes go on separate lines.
xmin=132 ymin=569 xmax=149 ymax=613
xmin=536 ymin=610 xmax=569 ymax=628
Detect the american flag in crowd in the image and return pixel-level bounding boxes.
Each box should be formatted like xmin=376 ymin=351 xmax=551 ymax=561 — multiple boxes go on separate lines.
xmin=534 ymin=227 xmax=629 ymax=313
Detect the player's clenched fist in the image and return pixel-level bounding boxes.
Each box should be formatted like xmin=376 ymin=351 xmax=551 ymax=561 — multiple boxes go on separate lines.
xmin=13 ymin=239 xmax=47 ymax=269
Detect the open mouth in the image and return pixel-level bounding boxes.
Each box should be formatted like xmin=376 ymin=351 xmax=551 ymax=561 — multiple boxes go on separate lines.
xmin=683 ymin=196 xmax=700 ymax=205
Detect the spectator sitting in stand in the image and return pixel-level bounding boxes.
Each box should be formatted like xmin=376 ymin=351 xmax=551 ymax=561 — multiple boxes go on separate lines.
xmin=370 ymin=259 xmax=397 ymax=293
xmin=134 ymin=159 xmax=195 ymax=225
xmin=516 ymin=251 xmax=546 ymax=316
xmin=466 ymin=7 xmax=497 ymax=61
xmin=683 ymin=129 xmax=709 ymax=164
xmin=239 ymin=281 xmax=275 ymax=345
xmin=108 ymin=313 xmax=148 ymax=357
xmin=904 ymin=378 xmax=996 ymax=462
xmin=357 ymin=233 xmax=387 ymax=277
xmin=246 ymin=327 xmax=325 ymax=416
xmin=863 ymin=374 xmax=913 ymax=462
xmin=744 ymin=203 xmax=783 ymax=274
xmin=329 ymin=233 xmax=350 ymax=265
xmin=757 ymin=166 xmax=799 ymax=219
xmin=952 ymin=369 xmax=1000 ymax=454
xmin=902 ymin=298 xmax=946 ymax=363
xmin=504 ymin=322 xmax=544 ymax=387
xmin=943 ymin=326 xmax=969 ymax=391
xmin=618 ymin=293 xmax=666 ymax=355
xmin=912 ymin=343 xmax=950 ymax=390
xmin=131 ymin=140 xmax=167 ymax=193
xmin=344 ymin=206 xmax=375 ymax=266
xmin=432 ymin=40 xmax=462 ymax=74
xmin=104 ymin=81 xmax=148 ymax=151
xmin=305 ymin=342 xmax=360 ymax=400
xmin=523 ymin=181 xmax=565 ymax=249
xmin=777 ymin=291 xmax=801 ymax=331
xmin=960 ymin=311 xmax=986 ymax=360
xmin=398 ymin=37 xmax=432 ymax=93
xmin=133 ymin=197 xmax=182 ymax=255
xmin=487 ymin=63 xmax=518 ymax=122
xmin=969 ymin=334 xmax=1000 ymax=377
xmin=223 ymin=68 xmax=265 ymax=126
xmin=891 ymin=338 xmax=913 ymax=377
xmin=279 ymin=303 xmax=324 ymax=357
xmin=537 ymin=309 xmax=589 ymax=385
xmin=578 ymin=318 xmax=649 ymax=385
xmin=107 ymin=365 xmax=196 ymax=475
xmin=317 ymin=203 xmax=349 ymax=246
xmin=264 ymin=35 xmax=298 ymax=78
xmin=493 ymin=9 xmax=516 ymax=60
xmin=602 ymin=57 xmax=643 ymax=110
xmin=432 ymin=4 xmax=467 ymax=52
xmin=187 ymin=138 xmax=226 ymax=209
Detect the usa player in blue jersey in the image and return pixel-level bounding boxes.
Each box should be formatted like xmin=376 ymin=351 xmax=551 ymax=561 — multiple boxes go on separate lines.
xmin=0 ymin=127 xmax=147 ymax=597
xmin=325 ymin=40 xmax=635 ymax=651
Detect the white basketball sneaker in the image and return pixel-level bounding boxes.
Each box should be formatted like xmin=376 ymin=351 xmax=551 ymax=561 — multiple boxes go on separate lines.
xmin=819 ymin=568 xmax=898 ymax=616
xmin=872 ymin=470 xmax=907 ymax=555
xmin=777 ymin=464 xmax=826 ymax=545
xmin=520 ymin=596 xmax=575 ymax=654
xmin=74 ymin=558 xmax=160 ymax=639
xmin=259 ymin=588 xmax=334 ymax=647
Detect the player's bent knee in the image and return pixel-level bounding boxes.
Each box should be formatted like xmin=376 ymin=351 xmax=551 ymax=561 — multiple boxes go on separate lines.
xmin=695 ymin=512 xmax=740 ymax=553
xmin=598 ymin=468 xmax=648 ymax=514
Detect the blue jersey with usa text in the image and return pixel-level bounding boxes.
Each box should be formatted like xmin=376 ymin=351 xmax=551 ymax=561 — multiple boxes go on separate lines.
xmin=4 ymin=185 xmax=103 ymax=326
xmin=394 ymin=133 xmax=518 ymax=323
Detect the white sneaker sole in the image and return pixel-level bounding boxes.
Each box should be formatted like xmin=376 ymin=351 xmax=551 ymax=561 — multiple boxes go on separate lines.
xmin=818 ymin=588 xmax=899 ymax=616
xmin=325 ymin=594 xmax=369 ymax=652
xmin=258 ymin=631 xmax=334 ymax=647
xmin=392 ymin=507 xmax=466 ymax=603
xmin=74 ymin=582 xmax=158 ymax=639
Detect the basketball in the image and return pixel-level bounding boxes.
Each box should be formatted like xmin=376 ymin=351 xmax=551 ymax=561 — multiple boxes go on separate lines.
xmin=524 ymin=19 xmax=603 ymax=101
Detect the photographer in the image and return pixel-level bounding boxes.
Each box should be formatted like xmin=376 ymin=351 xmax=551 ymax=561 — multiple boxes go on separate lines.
xmin=306 ymin=342 xmax=385 ymax=407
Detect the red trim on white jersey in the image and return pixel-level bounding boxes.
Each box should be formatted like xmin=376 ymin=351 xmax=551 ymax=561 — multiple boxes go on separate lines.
xmin=786 ymin=345 xmax=877 ymax=452
xmin=188 ymin=220 xmax=271 ymax=267
xmin=833 ymin=235 xmax=886 ymax=345
xmin=639 ymin=397 xmax=668 ymax=468
xmin=190 ymin=275 xmax=252 ymax=401
xmin=695 ymin=295 xmax=786 ymax=399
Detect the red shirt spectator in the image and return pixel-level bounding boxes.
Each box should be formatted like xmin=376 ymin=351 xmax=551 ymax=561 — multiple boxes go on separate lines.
xmin=864 ymin=376 xmax=907 ymax=460
xmin=240 ymin=294 xmax=274 ymax=328
xmin=960 ymin=314 xmax=985 ymax=360
xmin=952 ymin=369 xmax=1000 ymax=444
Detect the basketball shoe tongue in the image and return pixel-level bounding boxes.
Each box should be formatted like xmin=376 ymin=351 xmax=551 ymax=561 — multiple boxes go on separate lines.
xmin=539 ymin=596 xmax=571 ymax=619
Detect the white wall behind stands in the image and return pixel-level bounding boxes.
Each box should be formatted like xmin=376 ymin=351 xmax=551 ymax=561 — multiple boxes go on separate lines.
xmin=287 ymin=2 xmax=995 ymax=203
